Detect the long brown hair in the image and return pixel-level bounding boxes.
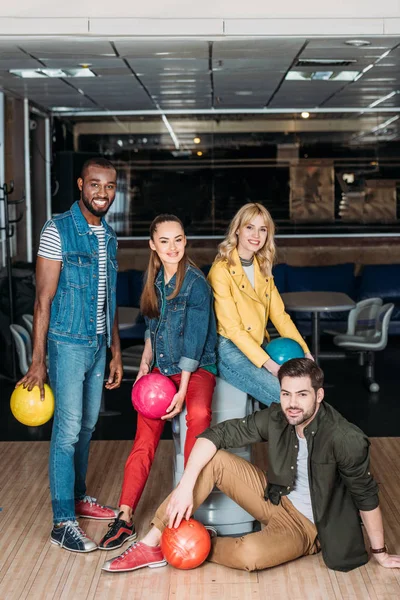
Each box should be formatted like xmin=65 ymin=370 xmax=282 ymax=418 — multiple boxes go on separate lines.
xmin=214 ymin=203 xmax=276 ymax=276
xmin=140 ymin=214 xmax=195 ymax=319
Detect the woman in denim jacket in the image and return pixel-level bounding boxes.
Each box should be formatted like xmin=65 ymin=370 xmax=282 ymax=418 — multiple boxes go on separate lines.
xmin=99 ymin=214 xmax=217 ymax=551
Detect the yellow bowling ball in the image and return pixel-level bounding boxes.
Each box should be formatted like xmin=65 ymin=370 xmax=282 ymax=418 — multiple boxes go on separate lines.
xmin=10 ymin=383 xmax=55 ymax=427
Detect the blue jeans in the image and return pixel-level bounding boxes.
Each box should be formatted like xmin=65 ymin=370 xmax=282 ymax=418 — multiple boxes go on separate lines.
xmin=48 ymin=336 xmax=107 ymax=523
xmin=216 ymin=336 xmax=281 ymax=406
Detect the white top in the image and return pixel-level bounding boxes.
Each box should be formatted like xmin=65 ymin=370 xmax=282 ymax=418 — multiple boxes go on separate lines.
xmin=38 ymin=221 xmax=107 ymax=334
xmin=242 ymin=263 xmax=255 ymax=288
xmin=287 ymin=433 xmax=314 ymax=524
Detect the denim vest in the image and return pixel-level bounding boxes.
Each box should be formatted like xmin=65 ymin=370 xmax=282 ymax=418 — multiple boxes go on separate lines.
xmin=146 ymin=265 xmax=217 ymax=376
xmin=47 ymin=201 xmax=118 ymax=347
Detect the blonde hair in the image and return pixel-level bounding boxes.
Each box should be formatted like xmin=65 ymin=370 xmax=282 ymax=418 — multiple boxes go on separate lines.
xmin=215 ymin=203 xmax=276 ymax=276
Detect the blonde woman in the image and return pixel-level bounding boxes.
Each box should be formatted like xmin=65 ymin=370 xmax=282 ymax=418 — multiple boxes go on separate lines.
xmin=208 ymin=203 xmax=312 ymax=406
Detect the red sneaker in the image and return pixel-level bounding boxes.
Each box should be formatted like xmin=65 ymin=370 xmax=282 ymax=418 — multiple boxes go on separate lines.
xmin=102 ymin=542 xmax=167 ymax=572
xmin=75 ymin=496 xmax=118 ymax=520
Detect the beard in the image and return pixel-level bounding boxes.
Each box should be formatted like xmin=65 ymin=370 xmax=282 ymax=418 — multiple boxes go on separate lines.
xmin=283 ymin=398 xmax=317 ymax=426
xmin=81 ymin=191 xmax=112 ymax=217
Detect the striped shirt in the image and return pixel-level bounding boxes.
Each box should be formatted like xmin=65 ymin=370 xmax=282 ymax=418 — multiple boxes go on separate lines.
xmin=38 ymin=221 xmax=107 ymax=334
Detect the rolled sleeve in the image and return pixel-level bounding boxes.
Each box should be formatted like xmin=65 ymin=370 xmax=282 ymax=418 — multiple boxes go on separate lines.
xmin=144 ymin=329 xmax=150 ymax=341
xmin=198 ymin=410 xmax=268 ymax=450
xmin=178 ymin=356 xmax=199 ymax=373
xmin=335 ymin=429 xmax=379 ymax=511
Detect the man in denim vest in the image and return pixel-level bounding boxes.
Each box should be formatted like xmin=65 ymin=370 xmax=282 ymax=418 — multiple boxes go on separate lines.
xmin=17 ymin=157 xmax=123 ymax=552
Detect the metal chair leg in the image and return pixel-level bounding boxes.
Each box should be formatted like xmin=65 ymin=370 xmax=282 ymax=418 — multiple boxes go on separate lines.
xmin=365 ymin=351 xmax=379 ymax=393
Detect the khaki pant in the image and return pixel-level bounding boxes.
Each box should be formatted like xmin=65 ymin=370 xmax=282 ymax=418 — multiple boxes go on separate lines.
xmin=152 ymin=450 xmax=319 ymax=572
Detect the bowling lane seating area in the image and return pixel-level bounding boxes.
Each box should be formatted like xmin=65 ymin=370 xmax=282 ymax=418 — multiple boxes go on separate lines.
xmin=0 ymin=438 xmax=399 ymax=600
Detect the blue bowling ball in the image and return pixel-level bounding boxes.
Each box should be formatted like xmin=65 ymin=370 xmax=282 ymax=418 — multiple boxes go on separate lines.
xmin=264 ymin=337 xmax=305 ymax=365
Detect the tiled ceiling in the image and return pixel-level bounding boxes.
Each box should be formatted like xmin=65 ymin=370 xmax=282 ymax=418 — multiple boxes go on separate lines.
xmin=0 ymin=36 xmax=399 ymax=115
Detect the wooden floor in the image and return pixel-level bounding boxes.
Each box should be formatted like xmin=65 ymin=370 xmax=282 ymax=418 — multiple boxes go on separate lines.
xmin=0 ymin=439 xmax=399 ymax=600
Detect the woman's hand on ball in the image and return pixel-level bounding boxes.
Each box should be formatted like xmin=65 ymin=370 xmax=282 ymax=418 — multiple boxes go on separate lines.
xmin=161 ymin=391 xmax=185 ymax=420
xmin=135 ymin=361 xmax=150 ymax=383
xmin=263 ymin=358 xmax=281 ymax=377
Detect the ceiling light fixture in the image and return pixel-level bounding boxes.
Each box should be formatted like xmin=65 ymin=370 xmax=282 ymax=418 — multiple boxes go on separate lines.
xmin=345 ymin=39 xmax=371 ymax=47
xmin=286 ymin=70 xmax=360 ymax=81
xmin=353 ymin=63 xmax=374 ymax=82
xmin=370 ymin=115 xmax=399 ymax=133
xmin=161 ymin=114 xmax=180 ymax=150
xmin=368 ymin=91 xmax=398 ymax=108
xmin=196 ymin=151 xmax=203 ymax=157
xmin=301 ymin=111 xmax=310 ymax=119
xmin=375 ymin=50 xmax=391 ymax=63
xmin=9 ymin=68 xmax=96 ymax=78
xmin=297 ymin=59 xmax=356 ymax=66
xmin=193 ymin=136 xmax=201 ymax=144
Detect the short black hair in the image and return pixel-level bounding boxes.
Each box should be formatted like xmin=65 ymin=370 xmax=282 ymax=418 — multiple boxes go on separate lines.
xmin=278 ymin=358 xmax=324 ymax=393
xmin=80 ymin=157 xmax=117 ymax=180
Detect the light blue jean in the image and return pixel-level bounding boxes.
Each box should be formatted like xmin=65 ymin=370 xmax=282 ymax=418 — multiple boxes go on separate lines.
xmin=216 ymin=335 xmax=281 ymax=406
xmin=48 ymin=336 xmax=107 ymax=523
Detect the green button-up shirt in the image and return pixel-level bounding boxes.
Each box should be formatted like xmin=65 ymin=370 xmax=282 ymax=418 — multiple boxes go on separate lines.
xmin=199 ymin=401 xmax=379 ymax=572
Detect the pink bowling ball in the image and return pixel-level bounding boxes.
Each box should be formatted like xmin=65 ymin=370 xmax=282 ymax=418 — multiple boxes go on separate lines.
xmin=131 ymin=373 xmax=177 ymax=419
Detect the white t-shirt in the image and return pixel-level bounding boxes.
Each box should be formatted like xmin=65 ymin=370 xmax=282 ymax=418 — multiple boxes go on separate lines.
xmin=38 ymin=221 xmax=107 ymax=334
xmin=242 ymin=263 xmax=255 ymax=288
xmin=287 ymin=433 xmax=314 ymax=524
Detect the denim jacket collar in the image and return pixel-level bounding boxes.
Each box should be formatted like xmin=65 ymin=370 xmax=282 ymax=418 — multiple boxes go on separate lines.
xmin=71 ymin=200 xmax=114 ymax=239
xmin=155 ymin=264 xmax=190 ymax=295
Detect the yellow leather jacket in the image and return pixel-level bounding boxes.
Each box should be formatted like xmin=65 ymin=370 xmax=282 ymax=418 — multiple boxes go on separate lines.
xmin=208 ymin=249 xmax=310 ymax=367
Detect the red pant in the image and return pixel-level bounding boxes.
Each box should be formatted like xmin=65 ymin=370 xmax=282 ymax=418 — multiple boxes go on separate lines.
xmin=119 ymin=368 xmax=215 ymax=511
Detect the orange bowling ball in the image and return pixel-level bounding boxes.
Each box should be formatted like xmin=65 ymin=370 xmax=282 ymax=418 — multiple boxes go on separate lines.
xmin=160 ymin=518 xmax=211 ymax=570
xmin=10 ymin=383 xmax=55 ymax=427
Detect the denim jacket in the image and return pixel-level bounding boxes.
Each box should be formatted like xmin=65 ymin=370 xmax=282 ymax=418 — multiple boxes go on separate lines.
xmin=145 ymin=264 xmax=217 ymax=375
xmin=47 ymin=201 xmax=118 ymax=347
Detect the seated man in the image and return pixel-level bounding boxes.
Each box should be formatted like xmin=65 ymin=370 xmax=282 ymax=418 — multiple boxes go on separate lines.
xmin=102 ymin=358 xmax=400 ymax=573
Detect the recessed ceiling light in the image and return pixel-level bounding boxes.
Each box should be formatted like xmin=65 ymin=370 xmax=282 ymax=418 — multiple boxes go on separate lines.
xmin=160 ymin=90 xmax=187 ymax=95
xmin=196 ymin=151 xmax=203 ymax=157
xmin=155 ymin=52 xmax=171 ymax=56
xmin=193 ymin=137 xmax=201 ymax=144
xmin=301 ymin=112 xmax=310 ymax=119
xmin=368 ymin=91 xmax=398 ymax=108
xmin=9 ymin=68 xmax=96 ymax=78
xmin=297 ymin=59 xmax=356 ymax=66
xmin=51 ymin=106 xmax=86 ymax=112
xmin=345 ymin=39 xmax=371 ymax=47
xmin=162 ymin=99 xmax=196 ymax=104
xmin=235 ymin=91 xmax=253 ymax=96
xmin=286 ymin=70 xmax=359 ymax=81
